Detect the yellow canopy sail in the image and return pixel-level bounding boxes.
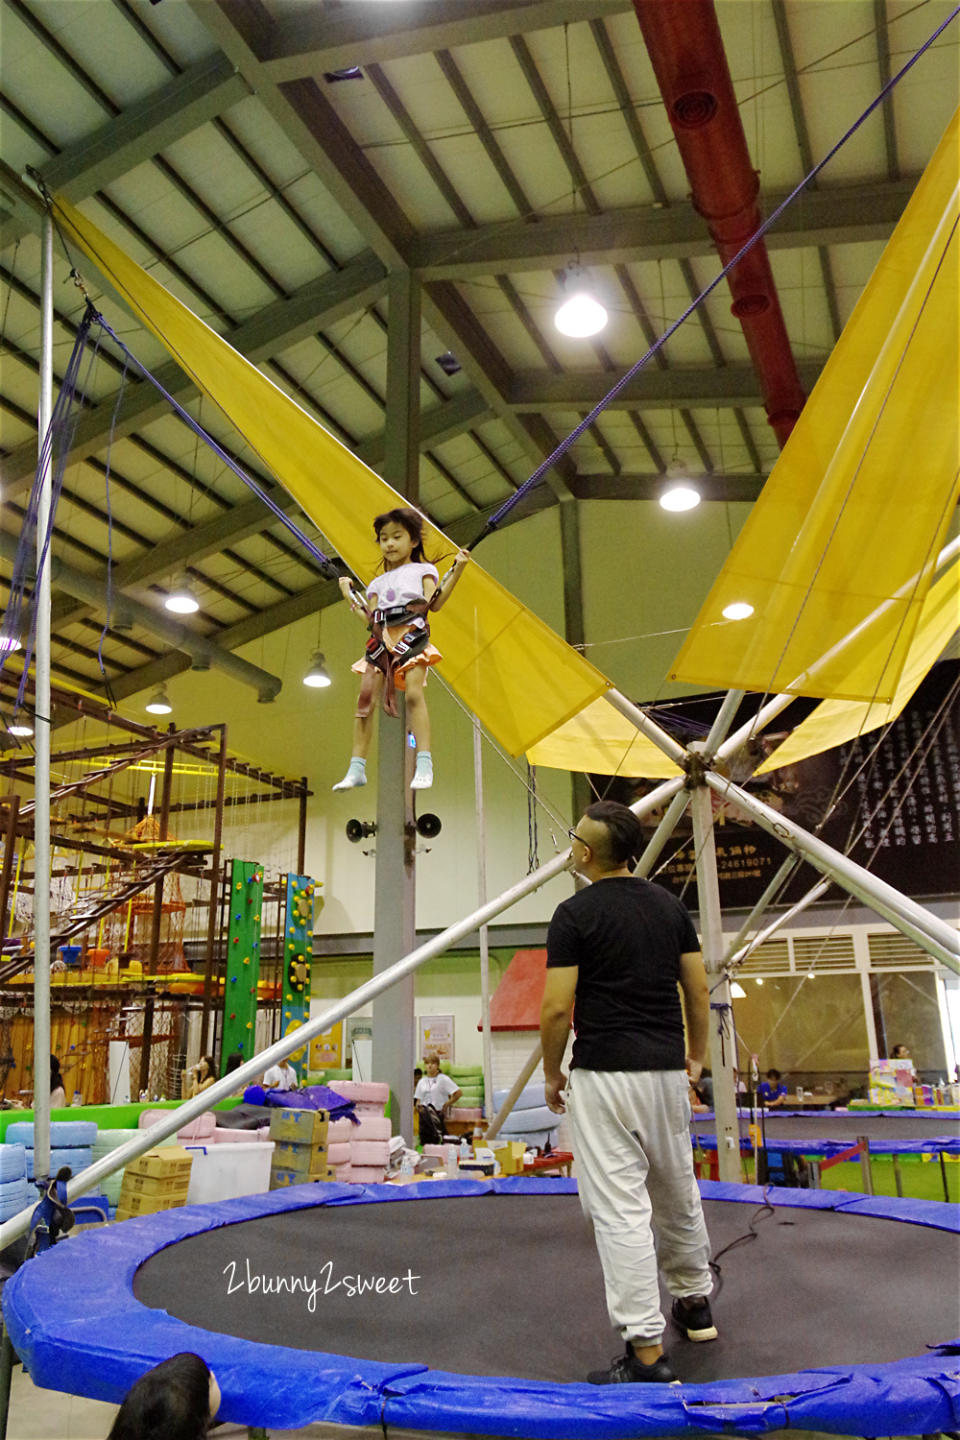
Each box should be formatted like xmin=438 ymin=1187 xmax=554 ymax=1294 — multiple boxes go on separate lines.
xmin=526 ymin=696 xmax=682 ymax=778
xmin=756 ymin=557 xmax=959 ymax=774
xmin=669 ymin=108 xmax=960 ymax=704
xmin=52 ymin=196 xmax=610 ymax=759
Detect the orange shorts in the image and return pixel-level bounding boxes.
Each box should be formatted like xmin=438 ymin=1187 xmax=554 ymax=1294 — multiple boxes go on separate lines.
xmin=351 ymin=622 xmax=442 ymax=691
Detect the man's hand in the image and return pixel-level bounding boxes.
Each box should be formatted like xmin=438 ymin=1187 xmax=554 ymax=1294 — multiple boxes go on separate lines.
xmin=544 ymin=1072 xmax=567 ymax=1114
xmin=685 ymin=1056 xmax=703 ymax=1086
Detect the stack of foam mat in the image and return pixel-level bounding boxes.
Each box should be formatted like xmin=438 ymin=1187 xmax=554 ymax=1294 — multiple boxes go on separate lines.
xmin=0 ymin=1144 xmax=31 ymax=1222
xmin=6 ymin=1120 xmax=96 ymax=1182
xmin=491 ymin=1083 xmax=560 ymax=1149
xmin=92 ymin=1128 xmax=173 ymax=1210
xmin=449 ymin=1066 xmax=485 ymax=1125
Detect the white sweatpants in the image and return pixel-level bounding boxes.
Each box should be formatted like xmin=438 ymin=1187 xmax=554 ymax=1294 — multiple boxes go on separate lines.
xmin=567 ymin=1067 xmax=712 ymax=1345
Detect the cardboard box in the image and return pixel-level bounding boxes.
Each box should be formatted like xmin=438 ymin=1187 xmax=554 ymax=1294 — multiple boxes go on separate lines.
xmin=493 ymin=1141 xmax=526 ymax=1176
xmin=268 ymin=1108 xmax=329 ymax=1145
xmin=115 ymin=1190 xmax=189 ymax=1219
xmin=270 ymin=1164 xmax=336 ymax=1189
xmin=125 ymin=1147 xmax=194 ymax=1182
xmin=120 ymin=1169 xmax=192 ymax=1200
xmin=271 ymin=1140 xmax=329 ymax=1178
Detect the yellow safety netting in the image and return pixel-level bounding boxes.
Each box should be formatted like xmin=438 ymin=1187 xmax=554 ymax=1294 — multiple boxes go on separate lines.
xmin=669 ymin=108 xmax=960 ymax=704
xmin=52 ymin=197 xmax=611 ymax=759
xmin=756 ymin=557 xmax=959 ymax=773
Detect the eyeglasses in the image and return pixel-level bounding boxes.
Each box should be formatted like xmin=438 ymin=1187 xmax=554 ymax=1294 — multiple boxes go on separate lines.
xmin=567 ymin=828 xmax=584 ymax=845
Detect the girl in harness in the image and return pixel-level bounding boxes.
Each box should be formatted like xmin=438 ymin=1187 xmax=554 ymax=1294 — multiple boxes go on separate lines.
xmin=333 ymin=508 xmax=469 ymax=792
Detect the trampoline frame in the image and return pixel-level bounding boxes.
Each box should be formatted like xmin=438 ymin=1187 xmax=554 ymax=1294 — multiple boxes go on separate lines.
xmin=4 ymin=1177 xmax=959 ymax=1438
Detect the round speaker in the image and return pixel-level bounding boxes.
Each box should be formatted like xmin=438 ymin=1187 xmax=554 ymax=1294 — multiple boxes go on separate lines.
xmin=416 ymin=812 xmax=442 ymax=839
xmin=346 ymin=818 xmax=374 ymax=843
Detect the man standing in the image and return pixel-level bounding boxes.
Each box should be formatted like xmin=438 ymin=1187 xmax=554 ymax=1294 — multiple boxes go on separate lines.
xmin=414 ymin=1053 xmax=462 ymax=1145
xmin=541 ymin=801 xmax=716 ymax=1385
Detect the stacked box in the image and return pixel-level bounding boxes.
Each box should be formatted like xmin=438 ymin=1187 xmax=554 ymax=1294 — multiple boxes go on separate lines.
xmin=116 ymin=1147 xmax=193 ymax=1221
xmin=268 ymin=1108 xmax=332 ymax=1189
xmin=324 ymin=1085 xmax=391 ymax=1184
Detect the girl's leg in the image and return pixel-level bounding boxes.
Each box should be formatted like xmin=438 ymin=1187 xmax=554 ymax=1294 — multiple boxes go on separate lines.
xmin=404 ymin=667 xmax=433 ymax=789
xmin=332 ymin=676 xmax=382 ymax=789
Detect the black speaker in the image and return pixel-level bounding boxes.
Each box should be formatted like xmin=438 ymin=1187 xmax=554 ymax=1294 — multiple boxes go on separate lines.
xmin=346 ymin=818 xmax=376 ymax=843
xmin=416 ymin=813 xmax=442 ymax=839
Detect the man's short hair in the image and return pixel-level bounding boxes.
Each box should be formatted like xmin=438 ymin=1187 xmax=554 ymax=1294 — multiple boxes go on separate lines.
xmin=766 ymin=1068 xmax=781 ymax=1080
xmin=583 ymin=801 xmax=644 ymax=869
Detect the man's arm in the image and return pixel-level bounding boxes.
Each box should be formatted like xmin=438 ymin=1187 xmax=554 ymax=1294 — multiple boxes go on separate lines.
xmin=678 ymin=950 xmax=709 ymax=1085
xmin=540 ymin=965 xmax=578 ymax=1113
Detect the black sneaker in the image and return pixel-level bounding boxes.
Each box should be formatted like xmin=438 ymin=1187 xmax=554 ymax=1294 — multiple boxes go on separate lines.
xmin=671 ymin=1295 xmax=718 ymax=1342
xmin=587 ymin=1343 xmax=677 ymax=1385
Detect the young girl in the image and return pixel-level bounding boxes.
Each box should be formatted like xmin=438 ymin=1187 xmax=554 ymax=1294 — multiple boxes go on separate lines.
xmin=333 ymin=508 xmax=469 ymax=792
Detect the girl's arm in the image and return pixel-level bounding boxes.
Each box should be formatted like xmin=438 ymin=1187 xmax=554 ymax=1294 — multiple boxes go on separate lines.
xmin=339 ymin=576 xmax=370 ymax=619
xmin=430 ymin=550 xmax=470 ymax=611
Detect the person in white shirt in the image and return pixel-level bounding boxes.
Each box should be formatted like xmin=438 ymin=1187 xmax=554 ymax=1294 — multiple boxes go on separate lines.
xmin=414 ymin=1053 xmax=461 ymax=1145
xmin=333 ymin=507 xmax=469 ymax=793
xmin=262 ymin=1059 xmax=298 ymax=1091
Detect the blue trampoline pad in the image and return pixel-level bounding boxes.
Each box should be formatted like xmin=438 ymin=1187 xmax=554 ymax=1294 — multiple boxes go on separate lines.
xmin=3 ymin=1179 xmax=958 ymax=1437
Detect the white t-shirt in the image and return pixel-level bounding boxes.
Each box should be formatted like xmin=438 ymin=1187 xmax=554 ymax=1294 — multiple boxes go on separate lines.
xmin=366 ymin=563 xmax=438 ymax=611
xmin=263 ymin=1062 xmax=298 ymax=1090
xmin=415 ymin=1072 xmax=459 ymax=1111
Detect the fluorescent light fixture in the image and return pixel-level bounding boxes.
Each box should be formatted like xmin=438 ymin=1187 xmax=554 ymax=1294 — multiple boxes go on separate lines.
xmin=302 ymin=650 xmax=332 ymax=689
xmin=0 ymin=635 xmax=22 ymax=653
xmin=7 ymin=715 xmax=33 ymax=738
xmin=660 ymin=483 xmax=701 ymax=512
xmin=554 ymin=264 xmax=608 ymax=338
xmin=164 ymin=576 xmax=199 ymax=615
xmin=722 ymin=601 xmax=755 ymax=621
xmin=145 ymin=688 xmax=173 ymax=715
xmin=730 ymin=981 xmax=747 ymax=998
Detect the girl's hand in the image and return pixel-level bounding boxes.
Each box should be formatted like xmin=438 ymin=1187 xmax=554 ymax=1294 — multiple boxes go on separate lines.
xmin=453 ymin=549 xmax=470 ymax=569
xmin=338 ymin=577 xmax=355 ymax=600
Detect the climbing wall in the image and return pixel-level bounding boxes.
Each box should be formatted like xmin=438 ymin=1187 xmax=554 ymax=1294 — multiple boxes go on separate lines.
xmin=219 ymin=860 xmax=263 ymax=1071
xmin=281 ymin=873 xmax=315 ymax=1081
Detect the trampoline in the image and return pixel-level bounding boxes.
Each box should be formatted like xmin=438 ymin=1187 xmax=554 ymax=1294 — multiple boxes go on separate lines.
xmin=691 ymin=1108 xmax=960 ymax=1162
xmin=4 ymin=1179 xmax=959 ymax=1437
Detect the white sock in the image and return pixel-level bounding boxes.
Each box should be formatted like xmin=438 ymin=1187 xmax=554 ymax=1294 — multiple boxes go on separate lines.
xmin=411 ymin=751 xmax=433 ymax=790
xmin=332 ymin=756 xmax=366 ymax=791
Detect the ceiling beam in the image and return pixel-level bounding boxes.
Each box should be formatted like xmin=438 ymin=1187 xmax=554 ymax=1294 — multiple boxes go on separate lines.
xmin=1 ymin=251 xmax=389 ymax=496
xmin=408 ymin=179 xmax=918 ymax=278
xmin=258 ymin=0 xmax=633 ymax=83
xmin=507 ymin=360 xmax=824 ymax=410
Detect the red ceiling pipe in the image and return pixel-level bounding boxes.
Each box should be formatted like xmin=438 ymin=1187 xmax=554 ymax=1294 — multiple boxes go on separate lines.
xmin=632 ymin=0 xmax=806 ymax=448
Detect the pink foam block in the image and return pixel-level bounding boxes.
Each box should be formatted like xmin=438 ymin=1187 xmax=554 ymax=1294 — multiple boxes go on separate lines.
xmin=213 ymin=1127 xmax=259 ymax=1144
xmin=333 ymin=1163 xmax=353 ymax=1182
xmin=349 ymin=1166 xmax=387 ymax=1183
xmin=451 ymin=1107 xmax=483 ymax=1122
xmin=331 ymin=1080 xmax=389 ymax=1106
xmin=351 ymin=1115 xmax=391 ymax=1141
xmin=328 ymin=1117 xmax=359 ymax=1142
xmin=139 ymin=1109 xmax=216 ymax=1140
xmin=350 ymin=1139 xmax=390 ymax=1166
xmin=327 ymin=1142 xmax=351 ymax=1166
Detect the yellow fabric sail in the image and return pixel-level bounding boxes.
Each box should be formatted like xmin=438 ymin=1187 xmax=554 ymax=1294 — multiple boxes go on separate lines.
xmin=670 ymin=108 xmax=960 ymax=704
xmin=756 ymin=557 xmax=959 ymax=773
xmin=52 ymin=196 xmax=610 ymax=759
xmin=526 ymin=695 xmax=682 ymax=778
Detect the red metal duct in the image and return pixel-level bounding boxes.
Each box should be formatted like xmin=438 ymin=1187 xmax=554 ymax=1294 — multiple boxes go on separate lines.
xmin=632 ymin=0 xmax=806 ymax=447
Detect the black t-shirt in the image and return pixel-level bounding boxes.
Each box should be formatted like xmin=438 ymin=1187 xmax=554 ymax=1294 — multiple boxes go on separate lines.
xmin=546 ymin=876 xmax=700 ymax=1072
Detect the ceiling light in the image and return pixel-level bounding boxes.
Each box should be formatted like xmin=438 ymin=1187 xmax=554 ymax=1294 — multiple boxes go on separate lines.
xmin=730 ymin=981 xmax=746 ymax=999
xmin=722 ymin=601 xmax=755 ymax=621
xmin=0 ymin=635 xmax=22 ymax=653
xmin=755 ymin=977 xmax=764 ymax=986
xmin=659 ymin=458 xmax=701 ymax=512
xmin=145 ymin=688 xmax=172 ymax=715
xmin=7 ymin=715 xmax=33 ymax=738
xmin=554 ymin=263 xmax=608 ymax=338
xmin=164 ymin=576 xmax=199 ymax=615
xmin=302 ymin=650 xmax=332 ymax=689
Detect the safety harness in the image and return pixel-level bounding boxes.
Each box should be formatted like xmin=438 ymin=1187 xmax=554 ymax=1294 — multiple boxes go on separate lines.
xmin=355 ymin=596 xmax=433 ymax=719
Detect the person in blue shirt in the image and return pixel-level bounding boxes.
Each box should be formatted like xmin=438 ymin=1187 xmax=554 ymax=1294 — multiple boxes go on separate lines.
xmin=758 ymin=1068 xmax=788 ymax=1107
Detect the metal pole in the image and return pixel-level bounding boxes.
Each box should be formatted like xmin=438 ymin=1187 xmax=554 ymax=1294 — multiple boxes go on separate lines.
xmin=32 ymin=211 xmax=54 ymax=1185
xmin=199 ymin=725 xmax=228 ymax=1053
xmin=689 ymin=775 xmax=740 ymax=1182
xmin=0 ymin=774 xmax=686 ymax=1247
xmin=703 ymin=771 xmax=960 ymax=970
xmin=723 ymin=854 xmax=801 ymax=964
xmin=604 ymin=688 xmax=689 ymax=767
xmin=726 ymin=879 xmax=832 ymax=970
xmin=704 ymin=690 xmax=745 ymax=753
xmin=485 ymin=1042 xmax=542 ymax=1144
xmin=634 ymin=787 xmax=689 ymax=878
xmin=857 ymin=1136 xmax=874 ymax=1195
xmin=473 ymin=718 xmax=494 ymax=1129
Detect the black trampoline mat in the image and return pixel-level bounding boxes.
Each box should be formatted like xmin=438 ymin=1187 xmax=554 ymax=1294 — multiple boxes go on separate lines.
xmin=133 ymin=1193 xmax=960 ymax=1384
xmin=711 ymin=1113 xmax=959 ymax=1143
